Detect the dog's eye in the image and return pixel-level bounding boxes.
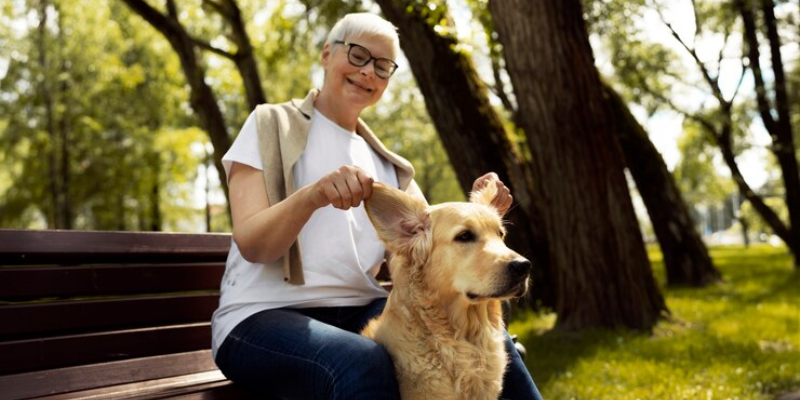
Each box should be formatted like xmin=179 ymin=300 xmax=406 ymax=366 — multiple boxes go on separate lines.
xmin=455 ymin=230 xmax=476 ymax=243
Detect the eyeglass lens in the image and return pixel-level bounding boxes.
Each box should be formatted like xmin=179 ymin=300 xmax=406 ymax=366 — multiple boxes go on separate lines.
xmin=347 ymin=44 xmax=396 ymax=79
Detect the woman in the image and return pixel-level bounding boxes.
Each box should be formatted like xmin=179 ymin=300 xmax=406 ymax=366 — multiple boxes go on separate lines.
xmin=212 ymin=12 xmax=543 ymax=400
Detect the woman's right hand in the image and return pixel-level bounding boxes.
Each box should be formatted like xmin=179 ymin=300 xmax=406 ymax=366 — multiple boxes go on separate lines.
xmin=310 ymin=165 xmax=375 ymax=210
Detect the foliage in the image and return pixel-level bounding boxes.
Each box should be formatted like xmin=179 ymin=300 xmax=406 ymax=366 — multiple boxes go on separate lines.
xmin=0 ymin=0 xmax=186 ymax=229
xmin=673 ymin=119 xmax=735 ymax=206
xmin=510 ymin=245 xmax=800 ymax=399
xmin=0 ymin=0 xmax=469 ymax=230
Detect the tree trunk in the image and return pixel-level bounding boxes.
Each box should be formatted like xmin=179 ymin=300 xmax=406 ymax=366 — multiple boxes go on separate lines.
xmin=738 ymin=0 xmax=800 ymax=265
xmin=490 ymin=0 xmax=667 ymax=330
xmin=120 ymin=0 xmax=231 ymax=201
xmin=375 ymin=0 xmax=554 ymax=307
xmin=56 ymin=2 xmax=72 ymax=230
xmin=603 ymin=84 xmax=721 ymax=287
xmin=37 ymin=0 xmax=62 ymax=229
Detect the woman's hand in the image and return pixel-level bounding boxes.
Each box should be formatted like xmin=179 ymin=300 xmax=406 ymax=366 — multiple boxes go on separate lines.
xmin=311 ymin=165 xmax=375 ymax=210
xmin=472 ymin=172 xmax=513 ymax=216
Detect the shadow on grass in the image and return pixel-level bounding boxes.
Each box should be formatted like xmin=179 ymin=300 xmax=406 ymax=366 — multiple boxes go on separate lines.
xmin=512 ymin=245 xmax=800 ymax=398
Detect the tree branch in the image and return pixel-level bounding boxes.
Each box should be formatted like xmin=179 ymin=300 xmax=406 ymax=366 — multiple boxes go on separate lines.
xmin=202 ymin=0 xmax=232 ymax=20
xmin=735 ymin=0 xmax=776 ymax=133
xmin=190 ymin=36 xmax=236 ymax=60
xmin=760 ymin=0 xmax=791 ymax=133
xmin=656 ymin=7 xmax=727 ymax=107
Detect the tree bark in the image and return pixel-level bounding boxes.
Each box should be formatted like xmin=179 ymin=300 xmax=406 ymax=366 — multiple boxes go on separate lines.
xmin=490 ymin=0 xmax=667 ymax=330
xmin=120 ymin=0 xmax=231 ymax=200
xmin=603 ymin=84 xmax=720 ymax=287
xmin=374 ymin=0 xmax=554 ymax=307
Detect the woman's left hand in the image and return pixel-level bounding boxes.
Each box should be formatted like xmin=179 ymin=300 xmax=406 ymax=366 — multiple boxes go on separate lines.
xmin=472 ymin=172 xmax=513 ymax=216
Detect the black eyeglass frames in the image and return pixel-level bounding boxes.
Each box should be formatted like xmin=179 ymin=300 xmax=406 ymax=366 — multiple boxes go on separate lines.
xmin=334 ymin=40 xmax=398 ymax=79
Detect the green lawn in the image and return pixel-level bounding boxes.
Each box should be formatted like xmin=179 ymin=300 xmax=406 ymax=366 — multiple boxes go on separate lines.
xmin=510 ymin=245 xmax=800 ymax=400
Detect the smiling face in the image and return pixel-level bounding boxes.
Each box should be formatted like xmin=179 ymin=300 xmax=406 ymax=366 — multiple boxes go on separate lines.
xmin=320 ymin=34 xmax=395 ymax=112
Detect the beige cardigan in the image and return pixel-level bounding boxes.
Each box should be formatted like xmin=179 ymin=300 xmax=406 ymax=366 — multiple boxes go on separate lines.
xmin=254 ymin=88 xmax=420 ymax=285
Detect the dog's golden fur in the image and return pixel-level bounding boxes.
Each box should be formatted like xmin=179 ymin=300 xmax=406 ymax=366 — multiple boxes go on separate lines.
xmin=362 ymin=183 xmax=530 ymax=400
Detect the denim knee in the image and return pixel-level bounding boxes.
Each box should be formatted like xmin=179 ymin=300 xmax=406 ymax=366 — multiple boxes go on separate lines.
xmin=330 ymin=337 xmax=400 ymax=400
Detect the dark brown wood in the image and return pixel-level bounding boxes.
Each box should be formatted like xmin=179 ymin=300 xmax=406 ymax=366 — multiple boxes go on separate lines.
xmin=0 ymin=229 xmax=231 ymax=265
xmin=0 ymin=323 xmax=211 ymax=375
xmin=0 ymin=230 xmax=251 ymax=399
xmin=489 ymin=0 xmax=668 ymax=330
xmin=34 ymin=371 xmax=232 ymax=400
xmin=0 ymin=350 xmax=219 ymax=400
xmin=0 ymin=263 xmax=224 ymax=299
xmin=0 ymin=294 xmax=218 ymax=337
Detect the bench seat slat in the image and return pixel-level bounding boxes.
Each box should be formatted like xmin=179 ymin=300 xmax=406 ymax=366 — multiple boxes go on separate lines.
xmin=0 ymin=350 xmax=219 ymax=400
xmin=0 ymin=323 xmax=212 ymax=375
xmin=0 ymin=230 xmax=231 ymax=265
xmin=0 ymin=295 xmax=218 ymax=338
xmin=31 ymin=371 xmax=256 ymax=400
xmin=0 ymin=264 xmax=224 ymax=299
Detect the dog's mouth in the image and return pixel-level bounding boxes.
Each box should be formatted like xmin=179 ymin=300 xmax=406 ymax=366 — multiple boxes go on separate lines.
xmin=466 ymin=279 xmax=528 ymax=302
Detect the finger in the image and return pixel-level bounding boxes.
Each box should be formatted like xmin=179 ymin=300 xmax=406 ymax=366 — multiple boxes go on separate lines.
xmin=358 ymin=170 xmax=374 ymax=200
xmin=332 ymin=177 xmax=353 ymax=210
xmin=344 ymin=172 xmax=364 ymax=207
xmin=322 ymin=183 xmax=344 ymax=209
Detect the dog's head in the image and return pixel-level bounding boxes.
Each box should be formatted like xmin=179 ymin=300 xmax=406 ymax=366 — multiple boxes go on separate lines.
xmin=365 ymin=183 xmax=530 ymax=304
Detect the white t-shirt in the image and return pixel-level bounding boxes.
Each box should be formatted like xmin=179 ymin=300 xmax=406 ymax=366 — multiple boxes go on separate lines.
xmin=211 ymin=109 xmax=399 ymax=358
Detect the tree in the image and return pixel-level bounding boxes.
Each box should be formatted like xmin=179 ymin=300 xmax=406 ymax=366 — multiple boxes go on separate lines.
xmin=374 ymin=0 xmax=554 ymax=306
xmin=118 ymin=0 xmax=251 ymax=201
xmin=735 ymin=0 xmax=800 ymax=265
xmin=0 ymin=0 xmax=204 ymax=231
xmin=489 ymin=0 xmax=668 ymax=330
xmin=473 ymin=0 xmax=720 ymax=287
xmin=601 ymin=0 xmax=800 ymax=266
xmin=604 ymin=84 xmax=721 ymax=286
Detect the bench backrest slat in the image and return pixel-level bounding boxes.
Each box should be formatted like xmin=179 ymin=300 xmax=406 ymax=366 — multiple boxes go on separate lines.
xmin=0 ymin=264 xmax=224 ymax=299
xmin=0 ymin=230 xmax=231 ymax=265
xmin=0 ymin=229 xmax=234 ymax=389
xmin=0 ymin=323 xmax=211 ymax=375
xmin=0 ymin=294 xmax=219 ymax=338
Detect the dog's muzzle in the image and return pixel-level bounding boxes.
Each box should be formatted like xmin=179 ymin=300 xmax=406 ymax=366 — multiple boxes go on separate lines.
xmin=507 ymin=259 xmax=532 ymax=280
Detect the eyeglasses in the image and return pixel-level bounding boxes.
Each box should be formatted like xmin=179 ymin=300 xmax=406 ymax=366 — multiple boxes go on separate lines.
xmin=334 ymin=40 xmax=398 ymax=79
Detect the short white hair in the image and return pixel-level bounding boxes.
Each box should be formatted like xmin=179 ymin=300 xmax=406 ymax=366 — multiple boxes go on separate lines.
xmin=326 ymin=13 xmax=400 ymax=58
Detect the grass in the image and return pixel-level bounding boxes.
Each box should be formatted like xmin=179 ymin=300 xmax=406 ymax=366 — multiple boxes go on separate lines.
xmin=509 ymin=245 xmax=800 ymax=400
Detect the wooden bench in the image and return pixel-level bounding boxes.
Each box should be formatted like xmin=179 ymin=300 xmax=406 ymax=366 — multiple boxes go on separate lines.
xmin=0 ymin=229 xmax=522 ymax=399
xmin=0 ymin=229 xmax=260 ymax=400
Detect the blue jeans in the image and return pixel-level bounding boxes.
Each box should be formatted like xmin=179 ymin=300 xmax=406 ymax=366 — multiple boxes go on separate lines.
xmin=215 ymin=298 xmax=543 ymax=399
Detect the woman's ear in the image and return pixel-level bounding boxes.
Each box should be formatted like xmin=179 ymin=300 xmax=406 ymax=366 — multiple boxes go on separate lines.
xmin=321 ymin=43 xmax=331 ymax=68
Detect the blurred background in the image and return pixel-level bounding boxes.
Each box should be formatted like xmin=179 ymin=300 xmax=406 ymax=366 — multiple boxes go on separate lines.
xmin=1 ymin=0 xmax=798 ymax=398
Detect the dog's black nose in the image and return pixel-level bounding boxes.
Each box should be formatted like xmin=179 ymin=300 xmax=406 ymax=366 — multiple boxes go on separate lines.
xmin=507 ymin=259 xmax=532 ymax=278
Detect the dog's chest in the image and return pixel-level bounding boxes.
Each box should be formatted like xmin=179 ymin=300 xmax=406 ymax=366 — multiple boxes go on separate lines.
xmin=399 ymin=330 xmax=506 ymax=400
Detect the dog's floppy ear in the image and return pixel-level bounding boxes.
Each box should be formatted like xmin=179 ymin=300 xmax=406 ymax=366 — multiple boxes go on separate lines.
xmin=469 ymin=181 xmax=499 ymax=208
xmin=366 ymin=183 xmax=430 ymax=264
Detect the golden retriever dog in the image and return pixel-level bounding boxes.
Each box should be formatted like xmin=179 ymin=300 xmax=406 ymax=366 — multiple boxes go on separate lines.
xmin=362 ymin=182 xmax=531 ymax=400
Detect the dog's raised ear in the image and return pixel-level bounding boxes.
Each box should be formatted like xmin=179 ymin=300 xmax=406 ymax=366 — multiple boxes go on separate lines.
xmin=365 ymin=183 xmax=430 ymax=264
xmin=469 ymin=180 xmax=499 ymax=208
